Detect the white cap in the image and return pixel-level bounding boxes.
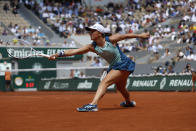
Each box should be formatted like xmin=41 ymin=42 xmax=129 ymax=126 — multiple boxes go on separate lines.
xmin=179 ymin=52 xmax=184 ymax=57
xmin=85 ymin=23 xmax=108 ymax=34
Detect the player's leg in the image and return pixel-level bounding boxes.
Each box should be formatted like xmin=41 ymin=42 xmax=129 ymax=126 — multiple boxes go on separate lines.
xmin=90 ymin=70 xmax=126 ymax=105
xmin=115 ymin=72 xmax=136 ymax=107
xmin=115 ymin=72 xmax=130 ymax=104
xmin=77 ymin=70 xmax=126 ymax=111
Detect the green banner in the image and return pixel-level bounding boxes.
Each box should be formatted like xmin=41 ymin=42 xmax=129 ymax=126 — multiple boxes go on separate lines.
xmin=0 ymin=47 xmax=83 ymax=60
xmin=0 ymin=76 xmax=5 ymax=91
xmin=127 ymin=75 xmax=193 ymax=91
xmin=38 ymin=78 xmax=104 ymax=91
xmin=38 ymin=75 xmax=194 ymax=91
xmin=12 ymin=70 xmax=56 ymax=90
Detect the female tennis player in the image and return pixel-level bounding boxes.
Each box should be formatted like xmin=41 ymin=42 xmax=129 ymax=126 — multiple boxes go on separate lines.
xmin=49 ymin=23 xmax=150 ymax=112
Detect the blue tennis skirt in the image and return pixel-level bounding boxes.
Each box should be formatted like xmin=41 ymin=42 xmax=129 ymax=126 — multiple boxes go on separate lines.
xmin=107 ymin=58 xmax=135 ymax=73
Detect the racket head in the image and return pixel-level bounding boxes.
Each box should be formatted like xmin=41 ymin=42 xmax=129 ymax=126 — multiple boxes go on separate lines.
xmin=6 ymin=40 xmax=50 ymax=59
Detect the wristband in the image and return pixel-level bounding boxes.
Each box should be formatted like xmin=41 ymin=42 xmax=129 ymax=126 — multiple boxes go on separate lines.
xmin=58 ymin=51 xmax=65 ymax=57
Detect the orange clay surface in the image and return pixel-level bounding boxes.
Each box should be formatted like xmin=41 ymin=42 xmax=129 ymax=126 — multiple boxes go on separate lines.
xmin=0 ymin=91 xmax=196 ymax=131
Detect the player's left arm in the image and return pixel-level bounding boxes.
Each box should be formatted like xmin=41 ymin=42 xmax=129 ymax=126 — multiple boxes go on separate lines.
xmin=109 ymin=33 xmax=150 ymax=44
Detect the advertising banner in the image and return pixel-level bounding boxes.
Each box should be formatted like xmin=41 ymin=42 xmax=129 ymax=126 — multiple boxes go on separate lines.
xmin=127 ymin=75 xmax=193 ymax=91
xmin=38 ymin=78 xmax=103 ymax=91
xmin=0 ymin=47 xmax=83 ymax=60
xmin=0 ymin=47 xmax=82 ymax=91
xmin=38 ymin=75 xmax=193 ymax=91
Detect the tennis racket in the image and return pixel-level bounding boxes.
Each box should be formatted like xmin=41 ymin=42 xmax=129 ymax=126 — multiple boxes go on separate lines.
xmin=6 ymin=40 xmax=50 ymax=59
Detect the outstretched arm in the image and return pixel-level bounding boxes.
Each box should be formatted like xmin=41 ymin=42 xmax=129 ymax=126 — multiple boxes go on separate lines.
xmin=49 ymin=44 xmax=94 ymax=60
xmin=109 ymin=33 xmax=150 ymax=44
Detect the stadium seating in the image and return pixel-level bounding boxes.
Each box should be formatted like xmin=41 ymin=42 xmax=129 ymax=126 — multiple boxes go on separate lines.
xmin=0 ymin=1 xmax=30 ymax=29
xmin=0 ymin=0 xmax=195 ymax=74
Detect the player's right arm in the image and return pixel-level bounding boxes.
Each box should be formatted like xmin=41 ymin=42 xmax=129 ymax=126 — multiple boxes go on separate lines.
xmin=49 ymin=44 xmax=95 ymax=60
xmin=109 ymin=33 xmax=150 ymax=44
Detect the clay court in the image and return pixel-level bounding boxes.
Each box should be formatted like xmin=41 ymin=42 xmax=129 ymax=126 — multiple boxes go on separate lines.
xmin=0 ymin=91 xmax=196 ymax=131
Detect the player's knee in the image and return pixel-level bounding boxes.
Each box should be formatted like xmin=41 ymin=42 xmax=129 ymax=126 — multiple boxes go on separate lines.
xmin=100 ymin=79 xmax=114 ymax=88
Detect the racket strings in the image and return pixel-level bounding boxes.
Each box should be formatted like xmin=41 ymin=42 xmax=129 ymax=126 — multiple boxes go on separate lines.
xmin=6 ymin=42 xmax=49 ymax=59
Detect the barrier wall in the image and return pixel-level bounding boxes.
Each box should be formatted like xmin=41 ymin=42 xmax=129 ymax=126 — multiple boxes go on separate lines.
xmin=38 ymin=74 xmax=194 ymax=91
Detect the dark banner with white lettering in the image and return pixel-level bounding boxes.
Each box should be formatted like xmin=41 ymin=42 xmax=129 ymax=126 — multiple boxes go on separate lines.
xmin=38 ymin=74 xmax=194 ymax=91
xmin=127 ymin=75 xmax=193 ymax=91
xmin=38 ymin=78 xmax=115 ymax=91
xmin=0 ymin=47 xmax=83 ymax=60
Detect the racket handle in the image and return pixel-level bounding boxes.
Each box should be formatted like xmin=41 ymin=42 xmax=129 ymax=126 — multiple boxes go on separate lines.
xmin=38 ymin=54 xmax=50 ymax=58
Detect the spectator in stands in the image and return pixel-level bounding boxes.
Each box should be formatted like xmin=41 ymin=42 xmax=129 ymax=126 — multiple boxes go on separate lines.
xmin=15 ymin=31 xmax=21 ymax=39
xmin=0 ymin=39 xmax=3 ymax=45
xmin=10 ymin=0 xmax=15 ymax=8
xmin=12 ymin=0 xmax=20 ymax=9
xmin=185 ymin=46 xmax=193 ymax=57
xmin=33 ymin=37 xmax=41 ymax=45
xmin=52 ymin=19 xmax=60 ymax=33
xmin=115 ymin=23 xmax=122 ymax=34
xmin=10 ymin=24 xmax=19 ymax=34
xmin=70 ymin=69 xmax=74 ymax=78
xmin=79 ymin=71 xmax=86 ymax=78
xmin=6 ymin=42 xmax=10 ymax=45
xmin=12 ymin=38 xmax=18 ymax=45
xmin=91 ymin=57 xmax=103 ymax=67
xmin=186 ymin=51 xmax=196 ymax=61
xmin=69 ymin=40 xmax=76 ymax=48
xmin=182 ymin=63 xmax=193 ymax=73
xmin=59 ymin=22 xmax=66 ymax=38
xmin=190 ymin=31 xmax=196 ymax=45
xmin=191 ymin=12 xmax=196 ymax=23
xmin=12 ymin=6 xmax=18 ymax=16
xmin=8 ymin=22 xmax=13 ymax=29
xmin=161 ymin=48 xmax=171 ymax=58
xmin=3 ymin=3 xmax=9 ymax=13
xmin=159 ymin=66 xmax=166 ymax=74
xmin=42 ymin=10 xmax=49 ymax=23
xmin=74 ymin=69 xmax=80 ymax=78
xmin=145 ymin=0 xmax=153 ymax=7
xmin=175 ymin=49 xmax=185 ymax=62
xmin=121 ymin=44 xmax=131 ymax=53
xmin=170 ymin=26 xmax=177 ymax=41
xmin=62 ymin=40 xmax=69 ymax=48
xmin=45 ymin=40 xmax=50 ymax=46
xmin=166 ymin=65 xmax=175 ymax=74
xmin=2 ymin=29 xmax=8 ymax=36
xmin=148 ymin=43 xmax=162 ymax=63
xmin=152 ymin=65 xmax=165 ymax=75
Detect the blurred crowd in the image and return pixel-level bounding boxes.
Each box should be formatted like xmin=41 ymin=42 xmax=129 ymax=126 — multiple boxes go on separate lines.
xmin=1 ymin=0 xmax=196 ymax=70
xmin=8 ymin=24 xmax=48 ymax=45
xmin=22 ymin=0 xmax=196 ymax=67
xmin=24 ymin=0 xmax=195 ymax=36
xmin=147 ymin=22 xmax=196 ymax=63
xmin=152 ymin=62 xmax=194 ymax=75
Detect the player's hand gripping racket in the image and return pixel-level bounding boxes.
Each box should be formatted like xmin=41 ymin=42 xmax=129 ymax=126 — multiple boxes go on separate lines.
xmin=6 ymin=40 xmax=50 ymax=59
